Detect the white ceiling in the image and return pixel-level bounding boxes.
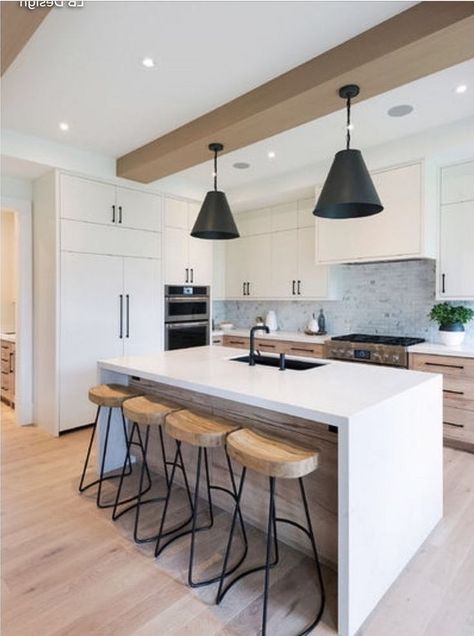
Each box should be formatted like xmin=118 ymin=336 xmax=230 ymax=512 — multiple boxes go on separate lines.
xmin=153 ymin=59 xmax=474 ymax=206
xmin=2 ymin=0 xmax=414 ymax=157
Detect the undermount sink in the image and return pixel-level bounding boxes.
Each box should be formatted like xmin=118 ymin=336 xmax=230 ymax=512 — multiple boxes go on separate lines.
xmin=231 ymin=354 xmax=325 ymax=371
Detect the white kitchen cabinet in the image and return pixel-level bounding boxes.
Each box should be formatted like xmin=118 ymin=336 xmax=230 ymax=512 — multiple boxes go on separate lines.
xmin=438 ymin=160 xmax=474 ymax=300
xmin=212 ymin=241 xmax=226 ymax=300
xmin=60 ymin=219 xmax=161 ymax=259
xmin=164 ymin=196 xmax=213 ymax=286
xmin=270 ymin=229 xmax=298 ymax=297
xmin=297 ymin=227 xmax=335 ymax=298
xmin=59 ymin=252 xmax=124 ymax=431
xmin=60 ymin=174 xmax=162 ymax=232
xmin=235 ymin=208 xmax=271 ymax=236
xmin=439 ymin=201 xmax=474 ymax=299
xmin=315 ymin=162 xmax=433 ymax=264
xmin=33 ymin=170 xmax=164 ymax=436
xmin=122 ymin=258 xmax=162 ymax=356
xmin=59 ymin=252 xmax=162 ymax=431
xmin=441 ymin=160 xmax=474 ymax=205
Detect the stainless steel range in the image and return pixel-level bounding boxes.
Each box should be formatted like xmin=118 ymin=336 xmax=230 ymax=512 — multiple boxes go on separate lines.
xmin=324 ymin=334 xmax=425 ymax=368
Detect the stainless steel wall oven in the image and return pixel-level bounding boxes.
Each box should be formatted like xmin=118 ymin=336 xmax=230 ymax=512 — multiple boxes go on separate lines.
xmin=164 ymin=286 xmax=210 ymax=350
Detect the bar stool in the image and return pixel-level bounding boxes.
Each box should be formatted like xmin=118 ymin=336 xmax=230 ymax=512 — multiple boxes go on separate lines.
xmin=154 ymin=409 xmax=248 ymax=588
xmin=78 ymin=383 xmax=144 ymax=508
xmin=216 ymin=428 xmax=325 ymax=636
xmin=112 ymin=395 xmax=194 ymax=543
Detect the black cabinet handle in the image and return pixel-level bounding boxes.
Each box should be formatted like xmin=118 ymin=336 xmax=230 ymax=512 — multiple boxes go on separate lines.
xmin=185 ymin=268 xmax=189 ymax=283
xmin=242 ymin=282 xmax=246 ymax=296
xmin=292 ymin=280 xmax=296 ymax=295
xmin=112 ymin=205 xmax=116 ymax=223
xmin=126 ymin=294 xmax=130 ymax=338
xmin=297 ymin=280 xmax=301 ymax=295
xmin=118 ymin=205 xmax=123 ymax=224
xmin=441 ymin=273 xmax=446 ymax=294
xmin=190 ymin=268 xmax=194 ymax=283
xmin=247 ymin=282 xmax=250 ymax=296
xmin=9 ymin=352 xmax=14 ymax=373
xmin=119 ymin=295 xmax=123 ymax=339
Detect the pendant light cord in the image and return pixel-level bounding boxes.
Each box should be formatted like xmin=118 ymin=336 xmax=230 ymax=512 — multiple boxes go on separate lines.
xmin=346 ymin=95 xmax=352 ymax=150
xmin=214 ymin=149 xmax=218 ymax=191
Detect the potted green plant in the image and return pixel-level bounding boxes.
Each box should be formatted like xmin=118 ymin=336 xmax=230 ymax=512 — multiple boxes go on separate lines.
xmin=429 ymin=303 xmax=474 ymax=346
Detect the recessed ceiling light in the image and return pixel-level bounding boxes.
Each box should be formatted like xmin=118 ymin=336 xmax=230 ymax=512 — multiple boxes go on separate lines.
xmin=455 ymin=84 xmax=467 ymax=94
xmin=233 ymin=162 xmax=250 ymax=170
xmin=141 ymin=57 xmax=155 ymax=68
xmin=59 ymin=122 xmax=69 ymax=131
xmin=267 ymin=151 xmax=276 ymax=159
xmin=387 ymin=104 xmax=414 ymax=118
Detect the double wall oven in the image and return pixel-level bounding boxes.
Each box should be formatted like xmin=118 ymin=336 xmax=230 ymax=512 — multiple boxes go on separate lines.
xmin=164 ymin=286 xmax=210 ymax=351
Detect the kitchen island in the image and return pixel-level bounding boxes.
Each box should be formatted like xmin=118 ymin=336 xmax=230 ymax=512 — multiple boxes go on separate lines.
xmin=97 ymin=345 xmax=442 ymax=636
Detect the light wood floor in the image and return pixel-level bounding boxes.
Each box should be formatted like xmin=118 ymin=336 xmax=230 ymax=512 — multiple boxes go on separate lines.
xmin=1 ymin=403 xmax=474 ymax=635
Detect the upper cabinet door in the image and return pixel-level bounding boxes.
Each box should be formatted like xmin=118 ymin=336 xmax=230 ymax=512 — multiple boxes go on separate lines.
xmin=188 ymin=237 xmax=213 ymax=285
xmin=225 ymin=237 xmax=248 ymax=298
xmin=164 ymin=227 xmax=189 ymax=285
xmin=270 ymin=230 xmax=298 ymax=297
xmin=123 ymin=257 xmax=163 ymax=355
xmin=439 ymin=201 xmax=474 ymax=299
xmin=315 ymin=163 xmax=423 ymax=263
xmin=60 ymin=175 xmax=116 ymax=225
xmin=441 ymin=160 xmax=474 ymax=205
xmin=116 ymin=188 xmax=162 ymax=232
xmin=297 ymin=227 xmax=330 ymax=299
xmin=164 ymin=197 xmax=189 ymax=229
xmin=246 ymin=234 xmax=272 ymax=298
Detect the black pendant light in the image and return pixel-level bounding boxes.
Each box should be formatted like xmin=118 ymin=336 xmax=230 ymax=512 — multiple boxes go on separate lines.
xmin=313 ymin=85 xmax=383 ymax=219
xmin=191 ymin=142 xmax=239 ymax=240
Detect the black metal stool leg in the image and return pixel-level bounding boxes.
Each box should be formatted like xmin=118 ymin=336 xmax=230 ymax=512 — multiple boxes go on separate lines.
xmin=262 ymin=477 xmax=276 ymax=636
xmin=298 ymin=477 xmax=326 ymax=634
xmin=154 ymin=442 xmax=182 ymax=557
xmin=78 ymin=406 xmax=100 ymax=492
xmin=188 ymin=447 xmax=203 ymax=586
xmin=96 ymin=407 xmax=113 ymax=508
xmin=158 ymin=424 xmax=170 ymax=487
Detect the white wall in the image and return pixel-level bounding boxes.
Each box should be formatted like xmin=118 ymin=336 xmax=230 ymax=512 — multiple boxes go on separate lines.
xmin=0 ymin=210 xmax=17 ymax=333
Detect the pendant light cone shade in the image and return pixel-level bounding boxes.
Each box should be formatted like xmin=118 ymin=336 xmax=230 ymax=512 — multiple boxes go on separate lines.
xmin=313 ymin=149 xmax=383 ymax=219
xmin=313 ymin=84 xmax=383 ymax=220
xmin=191 ymin=190 xmax=239 ymax=239
xmin=191 ymin=142 xmax=239 ymax=240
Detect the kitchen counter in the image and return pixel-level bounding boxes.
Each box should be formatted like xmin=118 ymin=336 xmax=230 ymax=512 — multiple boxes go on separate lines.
xmin=97 ymin=345 xmax=442 ymax=636
xmin=212 ymin=328 xmax=332 ymax=345
xmin=408 ymin=340 xmax=474 ymax=358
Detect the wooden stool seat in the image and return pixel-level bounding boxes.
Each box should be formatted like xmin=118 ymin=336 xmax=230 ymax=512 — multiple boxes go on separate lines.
xmin=123 ymin=395 xmax=182 ymax=426
xmin=226 ymin=429 xmax=319 ymax=479
xmin=165 ymin=410 xmax=239 ymax=448
xmin=88 ymin=384 xmax=143 ymax=409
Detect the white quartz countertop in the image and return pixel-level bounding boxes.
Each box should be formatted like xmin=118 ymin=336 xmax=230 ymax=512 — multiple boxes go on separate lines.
xmin=213 ymin=328 xmax=332 ymax=344
xmin=98 ymin=345 xmax=439 ymax=427
xmin=408 ymin=341 xmax=474 ymax=359
xmin=0 ymin=333 xmax=16 ymax=343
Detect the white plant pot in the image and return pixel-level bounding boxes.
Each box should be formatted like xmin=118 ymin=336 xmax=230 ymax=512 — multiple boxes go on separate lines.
xmin=439 ymin=329 xmax=465 ymax=347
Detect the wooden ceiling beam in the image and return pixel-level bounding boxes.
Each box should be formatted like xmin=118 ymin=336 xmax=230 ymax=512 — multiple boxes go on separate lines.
xmin=1 ymin=2 xmax=52 ymax=76
xmin=117 ymin=2 xmax=474 ymax=184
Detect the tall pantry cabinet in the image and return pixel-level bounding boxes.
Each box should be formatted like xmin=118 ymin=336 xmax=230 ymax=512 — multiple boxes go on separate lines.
xmin=33 ymin=172 xmax=163 ymax=435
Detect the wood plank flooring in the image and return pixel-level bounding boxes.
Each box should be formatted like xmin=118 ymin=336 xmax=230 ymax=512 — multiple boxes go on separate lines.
xmin=2 ymin=403 xmax=474 ymax=635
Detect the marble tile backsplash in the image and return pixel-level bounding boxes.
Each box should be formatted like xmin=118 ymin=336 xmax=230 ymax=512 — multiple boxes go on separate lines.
xmin=213 ymin=259 xmax=474 ymax=345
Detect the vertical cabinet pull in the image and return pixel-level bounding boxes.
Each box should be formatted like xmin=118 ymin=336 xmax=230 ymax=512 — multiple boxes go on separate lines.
xmin=441 ymin=273 xmax=446 ymax=294
xmin=118 ymin=206 xmax=123 ymax=224
xmin=297 ymin=280 xmax=301 ymax=295
xmin=112 ymin=204 xmax=116 ymax=223
xmin=247 ymin=282 xmax=250 ymax=296
xmin=126 ymin=294 xmax=130 ymax=338
xmin=242 ymin=282 xmax=246 ymax=296
xmin=9 ymin=352 xmax=14 ymax=373
xmin=190 ymin=268 xmax=194 ymax=283
xmin=185 ymin=268 xmax=189 ymax=283
xmin=119 ymin=294 xmax=123 ymax=339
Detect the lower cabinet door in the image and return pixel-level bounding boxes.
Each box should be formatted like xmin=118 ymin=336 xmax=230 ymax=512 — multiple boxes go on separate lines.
xmin=123 ymin=257 xmax=163 ymax=356
xmin=59 ymin=252 xmax=124 ymax=431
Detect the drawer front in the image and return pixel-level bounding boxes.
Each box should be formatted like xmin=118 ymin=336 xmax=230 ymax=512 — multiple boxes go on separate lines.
xmin=255 ymin=338 xmax=285 ymax=353
xmin=222 ymin=335 xmax=248 ymax=349
xmin=1 ymin=371 xmax=10 ymax=393
xmin=410 ymin=353 xmax=474 ymax=379
xmin=443 ymin=376 xmax=474 ymax=410
xmin=284 ymin=342 xmax=325 ymax=358
xmin=1 ymin=359 xmax=10 ymax=374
